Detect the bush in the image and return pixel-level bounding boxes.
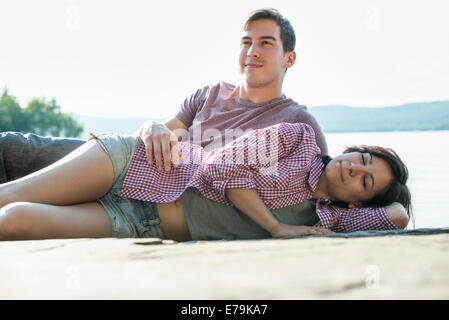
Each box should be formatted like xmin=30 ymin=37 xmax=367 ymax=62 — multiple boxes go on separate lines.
xmin=0 ymin=88 xmax=83 ymax=137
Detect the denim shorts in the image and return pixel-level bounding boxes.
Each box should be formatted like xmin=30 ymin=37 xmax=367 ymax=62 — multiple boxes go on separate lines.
xmin=89 ymin=133 xmax=167 ymax=239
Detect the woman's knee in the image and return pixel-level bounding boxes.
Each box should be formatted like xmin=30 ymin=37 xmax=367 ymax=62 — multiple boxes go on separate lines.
xmin=0 ymin=185 xmax=20 ymax=208
xmin=0 ymin=202 xmax=34 ymax=239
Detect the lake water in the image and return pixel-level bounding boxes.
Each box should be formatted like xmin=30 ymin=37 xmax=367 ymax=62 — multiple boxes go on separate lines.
xmin=325 ymin=130 xmax=449 ymax=229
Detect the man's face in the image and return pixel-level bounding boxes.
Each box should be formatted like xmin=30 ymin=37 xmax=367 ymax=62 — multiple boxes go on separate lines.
xmin=239 ymin=19 xmax=294 ymax=88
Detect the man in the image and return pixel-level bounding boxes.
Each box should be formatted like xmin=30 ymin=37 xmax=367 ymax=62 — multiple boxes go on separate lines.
xmin=0 ymin=8 xmax=408 ymax=232
xmin=138 ymin=8 xmax=327 ymax=172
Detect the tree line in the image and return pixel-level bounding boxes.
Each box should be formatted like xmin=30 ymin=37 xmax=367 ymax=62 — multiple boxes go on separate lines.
xmin=0 ymin=88 xmax=83 ymax=137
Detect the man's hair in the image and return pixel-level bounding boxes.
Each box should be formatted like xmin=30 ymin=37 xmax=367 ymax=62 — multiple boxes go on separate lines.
xmin=243 ymin=8 xmax=296 ymax=53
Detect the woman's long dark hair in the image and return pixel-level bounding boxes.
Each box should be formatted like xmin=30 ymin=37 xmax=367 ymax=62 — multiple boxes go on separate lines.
xmin=323 ymin=145 xmax=414 ymax=228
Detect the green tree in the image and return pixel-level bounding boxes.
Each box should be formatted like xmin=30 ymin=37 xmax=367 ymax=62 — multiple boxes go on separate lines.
xmin=0 ymin=88 xmax=30 ymax=132
xmin=0 ymin=88 xmax=83 ymax=137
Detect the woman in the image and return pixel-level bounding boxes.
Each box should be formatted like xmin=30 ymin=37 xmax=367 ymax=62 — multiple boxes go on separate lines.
xmin=0 ymin=123 xmax=411 ymax=241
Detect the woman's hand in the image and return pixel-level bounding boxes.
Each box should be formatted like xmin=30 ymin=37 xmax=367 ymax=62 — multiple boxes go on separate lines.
xmin=270 ymin=223 xmax=335 ymax=238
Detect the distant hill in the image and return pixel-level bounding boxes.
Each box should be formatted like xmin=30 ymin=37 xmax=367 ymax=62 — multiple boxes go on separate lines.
xmin=73 ymin=100 xmax=449 ymax=137
xmin=308 ymin=100 xmax=449 ymax=133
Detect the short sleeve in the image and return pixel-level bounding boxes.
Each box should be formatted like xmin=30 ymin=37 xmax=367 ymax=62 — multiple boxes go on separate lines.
xmin=175 ymin=85 xmax=211 ymax=128
xmin=202 ymin=162 xmax=258 ymax=201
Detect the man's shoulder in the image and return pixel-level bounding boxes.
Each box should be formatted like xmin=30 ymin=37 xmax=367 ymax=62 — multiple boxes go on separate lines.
xmin=284 ymin=100 xmax=308 ymax=110
xmin=195 ymin=81 xmax=236 ymax=91
xmin=190 ymin=81 xmax=237 ymax=99
xmin=214 ymin=81 xmax=238 ymax=96
xmin=273 ymin=101 xmax=323 ymax=130
xmin=215 ymin=81 xmax=237 ymax=90
xmin=280 ymin=100 xmax=311 ymax=116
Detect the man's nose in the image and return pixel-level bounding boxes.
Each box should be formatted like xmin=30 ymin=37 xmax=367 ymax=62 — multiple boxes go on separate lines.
xmin=247 ymin=44 xmax=260 ymax=58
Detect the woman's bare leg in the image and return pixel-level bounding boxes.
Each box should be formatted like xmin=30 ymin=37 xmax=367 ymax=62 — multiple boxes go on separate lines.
xmin=0 ymin=201 xmax=111 ymax=240
xmin=0 ymin=140 xmax=114 ymax=207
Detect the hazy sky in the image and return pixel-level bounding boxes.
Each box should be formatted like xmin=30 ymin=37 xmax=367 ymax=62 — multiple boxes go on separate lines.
xmin=1 ymin=0 xmax=448 ymax=118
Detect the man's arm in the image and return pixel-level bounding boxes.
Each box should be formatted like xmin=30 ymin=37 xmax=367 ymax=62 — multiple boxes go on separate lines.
xmin=226 ymin=188 xmax=334 ymax=238
xmin=137 ymin=117 xmax=188 ymax=171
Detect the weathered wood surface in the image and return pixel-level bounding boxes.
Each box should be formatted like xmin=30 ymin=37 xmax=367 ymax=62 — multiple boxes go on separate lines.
xmin=1 ymin=228 xmax=448 ymax=299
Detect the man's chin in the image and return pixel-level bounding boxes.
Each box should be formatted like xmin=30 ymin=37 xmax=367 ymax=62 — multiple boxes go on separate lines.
xmin=243 ymin=77 xmax=271 ymax=89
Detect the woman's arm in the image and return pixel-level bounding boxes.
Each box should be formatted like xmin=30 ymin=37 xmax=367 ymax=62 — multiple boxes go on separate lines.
xmin=226 ymin=189 xmax=334 ymax=238
xmin=316 ymin=202 xmax=405 ymax=232
xmin=385 ymin=202 xmax=409 ymax=229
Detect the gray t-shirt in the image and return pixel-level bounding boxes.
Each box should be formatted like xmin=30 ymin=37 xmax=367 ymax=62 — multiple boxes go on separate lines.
xmin=175 ymin=82 xmax=328 ymax=156
xmin=182 ymin=187 xmax=319 ymax=240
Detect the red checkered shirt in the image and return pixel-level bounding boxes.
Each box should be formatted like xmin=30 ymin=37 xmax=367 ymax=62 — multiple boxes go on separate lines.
xmin=121 ymin=122 xmax=398 ymax=232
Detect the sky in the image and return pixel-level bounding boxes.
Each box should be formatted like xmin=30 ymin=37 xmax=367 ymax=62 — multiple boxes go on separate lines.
xmin=1 ymin=0 xmax=448 ymax=118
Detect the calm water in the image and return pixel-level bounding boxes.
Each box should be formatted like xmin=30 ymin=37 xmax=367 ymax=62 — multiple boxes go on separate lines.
xmin=325 ymin=130 xmax=449 ymax=229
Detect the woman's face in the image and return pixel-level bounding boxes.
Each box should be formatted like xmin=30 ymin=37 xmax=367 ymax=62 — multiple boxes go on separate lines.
xmin=323 ymin=151 xmax=393 ymax=206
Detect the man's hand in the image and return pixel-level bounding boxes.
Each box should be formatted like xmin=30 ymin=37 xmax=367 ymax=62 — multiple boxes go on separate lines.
xmin=139 ymin=121 xmax=183 ymax=171
xmin=271 ymin=223 xmax=335 ymax=238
